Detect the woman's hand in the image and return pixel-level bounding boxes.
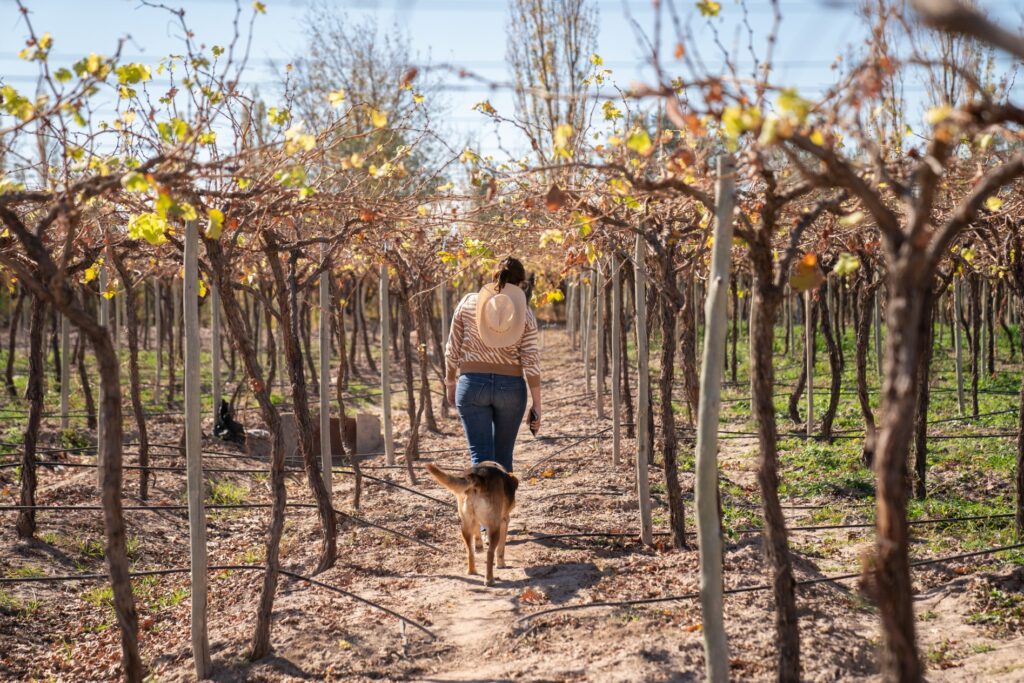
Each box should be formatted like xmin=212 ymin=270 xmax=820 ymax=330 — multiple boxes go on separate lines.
xmin=529 ymin=405 xmax=542 ymax=436
xmin=446 ymin=381 xmax=456 ymax=407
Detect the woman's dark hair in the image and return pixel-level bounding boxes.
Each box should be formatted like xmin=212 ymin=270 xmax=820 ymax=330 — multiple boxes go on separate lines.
xmin=495 ymin=256 xmax=527 ymax=291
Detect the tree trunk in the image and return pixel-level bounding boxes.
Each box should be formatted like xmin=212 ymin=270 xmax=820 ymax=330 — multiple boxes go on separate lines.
xmin=417 ymin=295 xmax=440 ymax=434
xmin=49 ymin=306 xmax=61 ymax=385
xmin=818 ymin=280 xmax=843 ymax=442
xmin=75 ymin=319 xmax=97 ymax=431
xmin=678 ymin=274 xmax=700 ymax=425
xmin=986 ymin=281 xmax=995 ymax=376
xmin=749 ymin=253 xmax=801 ymax=682
xmin=620 ymin=258 xmax=635 ymax=439
xmin=301 ymin=296 xmax=318 ymax=391
xmin=855 ymin=277 xmax=877 ymax=467
xmin=269 ymin=247 xmax=337 ymax=574
xmin=206 ymin=242 xmax=288 ymax=662
xmin=912 ymin=295 xmax=936 ymax=500
xmin=112 ymin=256 xmax=151 ymax=500
xmin=789 ymin=296 xmax=817 ymax=425
xmin=359 ymin=275 xmax=377 ymax=374
xmin=397 ymin=279 xmax=421 ymax=480
xmin=16 ymin=299 xmax=45 ymax=538
xmin=657 ymin=279 xmax=687 ymax=549
xmin=872 ymin=259 xmax=927 ymax=683
xmin=5 ymin=289 xmax=24 ymax=397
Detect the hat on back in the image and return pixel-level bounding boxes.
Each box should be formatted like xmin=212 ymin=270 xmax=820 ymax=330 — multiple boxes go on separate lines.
xmin=475 ymin=282 xmax=527 ymax=348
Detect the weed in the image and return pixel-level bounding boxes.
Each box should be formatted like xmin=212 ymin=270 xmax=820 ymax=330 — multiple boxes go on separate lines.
xmin=153 ymin=586 xmax=189 ymax=610
xmin=5 ymin=566 xmax=44 ymax=579
xmin=82 ymin=585 xmax=113 ymax=609
xmin=78 ymin=538 xmax=105 ymax=559
xmin=208 ymin=478 xmax=248 ymax=506
xmin=59 ymin=428 xmax=91 ymax=451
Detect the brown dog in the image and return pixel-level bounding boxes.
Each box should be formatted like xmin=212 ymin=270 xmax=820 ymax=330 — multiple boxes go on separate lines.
xmin=426 ymin=461 xmax=518 ymax=586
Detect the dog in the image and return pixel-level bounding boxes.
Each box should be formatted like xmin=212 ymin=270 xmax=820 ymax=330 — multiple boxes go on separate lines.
xmin=425 ymin=461 xmax=518 ymax=586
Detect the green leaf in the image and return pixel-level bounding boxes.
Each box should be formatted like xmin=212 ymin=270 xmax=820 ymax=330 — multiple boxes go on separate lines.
xmin=834 ymin=252 xmax=860 ymax=277
xmin=128 ymin=213 xmax=169 ymax=245
xmin=116 ymin=63 xmax=151 ymax=85
xmin=120 ymin=171 xmax=150 ymax=193
xmin=625 ymin=127 xmax=653 ymax=156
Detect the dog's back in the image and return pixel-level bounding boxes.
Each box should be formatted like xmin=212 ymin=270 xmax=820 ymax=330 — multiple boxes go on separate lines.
xmin=426 ymin=461 xmax=519 ymax=585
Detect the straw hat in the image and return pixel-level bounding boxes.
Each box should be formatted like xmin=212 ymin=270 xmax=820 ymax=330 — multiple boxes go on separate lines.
xmin=476 ymin=282 xmax=527 ymax=348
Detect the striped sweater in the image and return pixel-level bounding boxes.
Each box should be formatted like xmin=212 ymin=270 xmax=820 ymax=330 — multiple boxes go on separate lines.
xmin=445 ymin=293 xmax=541 ymax=388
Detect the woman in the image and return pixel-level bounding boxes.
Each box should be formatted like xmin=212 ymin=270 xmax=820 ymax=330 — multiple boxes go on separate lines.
xmin=444 ymin=257 xmax=541 ymax=472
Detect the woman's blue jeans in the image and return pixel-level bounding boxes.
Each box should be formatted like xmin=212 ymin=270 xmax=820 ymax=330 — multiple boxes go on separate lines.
xmin=455 ymin=373 xmax=527 ymax=472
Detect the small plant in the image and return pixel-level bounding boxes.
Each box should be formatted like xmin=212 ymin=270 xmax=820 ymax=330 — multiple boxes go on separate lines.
xmin=153 ymin=586 xmax=189 ymax=610
xmin=5 ymin=566 xmax=45 ymax=579
xmin=40 ymin=531 xmax=61 ymax=546
xmin=208 ymin=478 xmax=248 ymax=506
xmin=60 ymin=428 xmax=91 ymax=451
xmin=82 ymin=585 xmax=114 ymax=609
xmin=0 ymin=590 xmax=20 ymax=614
xmin=78 ymin=537 xmax=105 ymax=559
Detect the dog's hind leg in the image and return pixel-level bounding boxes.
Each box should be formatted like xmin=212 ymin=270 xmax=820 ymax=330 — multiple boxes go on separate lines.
xmin=461 ymin=523 xmax=477 ymax=576
xmin=496 ymin=515 xmax=510 ymax=568
xmin=485 ymin=527 xmax=500 ymax=586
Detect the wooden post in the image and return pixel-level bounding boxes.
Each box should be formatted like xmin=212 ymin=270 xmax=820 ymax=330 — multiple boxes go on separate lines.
xmin=953 ymin=277 xmax=966 ymax=416
xmin=154 ymin=279 xmax=162 ymax=405
xmin=183 ymin=219 xmax=211 ymax=677
xmin=115 ymin=290 xmax=122 ymax=357
xmin=874 ymin=281 xmax=883 ymax=379
xmin=785 ymin=286 xmax=795 ymax=359
xmin=634 ymin=233 xmax=653 ymax=545
xmin=380 ymin=262 xmax=395 ymax=465
xmin=805 ymin=290 xmax=814 ymax=438
xmin=596 ymin=262 xmax=606 ymax=420
xmin=60 ymin=313 xmax=70 ymax=430
xmin=583 ymin=276 xmax=593 ymax=396
xmin=981 ymin=279 xmax=989 ymax=373
xmin=611 ymin=254 xmax=622 ymax=466
xmin=441 ymin=280 xmax=450 ymax=348
xmin=320 ymin=251 xmax=333 ymax=500
xmin=695 ymin=154 xmax=734 ymax=683
xmin=577 ymin=275 xmax=586 ymax=354
xmin=211 ymin=281 xmax=221 ymax=426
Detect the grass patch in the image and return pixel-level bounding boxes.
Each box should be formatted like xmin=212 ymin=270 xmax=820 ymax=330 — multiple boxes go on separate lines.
xmin=207 ymin=478 xmax=248 ymax=506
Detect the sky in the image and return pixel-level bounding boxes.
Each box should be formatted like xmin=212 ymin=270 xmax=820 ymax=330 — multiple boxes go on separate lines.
xmin=2 ymin=0 xmax=1021 ymax=157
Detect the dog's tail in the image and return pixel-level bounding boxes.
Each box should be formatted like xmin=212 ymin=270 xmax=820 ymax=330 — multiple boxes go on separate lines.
xmin=425 ymin=463 xmax=471 ymax=494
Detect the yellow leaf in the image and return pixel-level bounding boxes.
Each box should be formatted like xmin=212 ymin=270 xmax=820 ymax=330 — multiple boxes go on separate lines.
xmin=327 ymin=89 xmax=346 ymax=107
xmin=809 ymin=130 xmax=825 ymax=146
xmin=926 ymin=105 xmax=952 ymax=125
xmin=252 ymin=1 xmax=267 ymax=13
xmin=369 ymin=109 xmax=388 ymax=128
xmin=985 ymin=196 xmax=1003 ymax=212
xmin=697 ymin=0 xmax=721 ymax=16
xmin=198 ymin=280 xmax=208 ymax=298
xmin=789 ymin=252 xmax=825 ymax=292
xmin=205 ymin=208 xmax=225 ymax=239
xmin=838 ymin=211 xmax=864 ymax=227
